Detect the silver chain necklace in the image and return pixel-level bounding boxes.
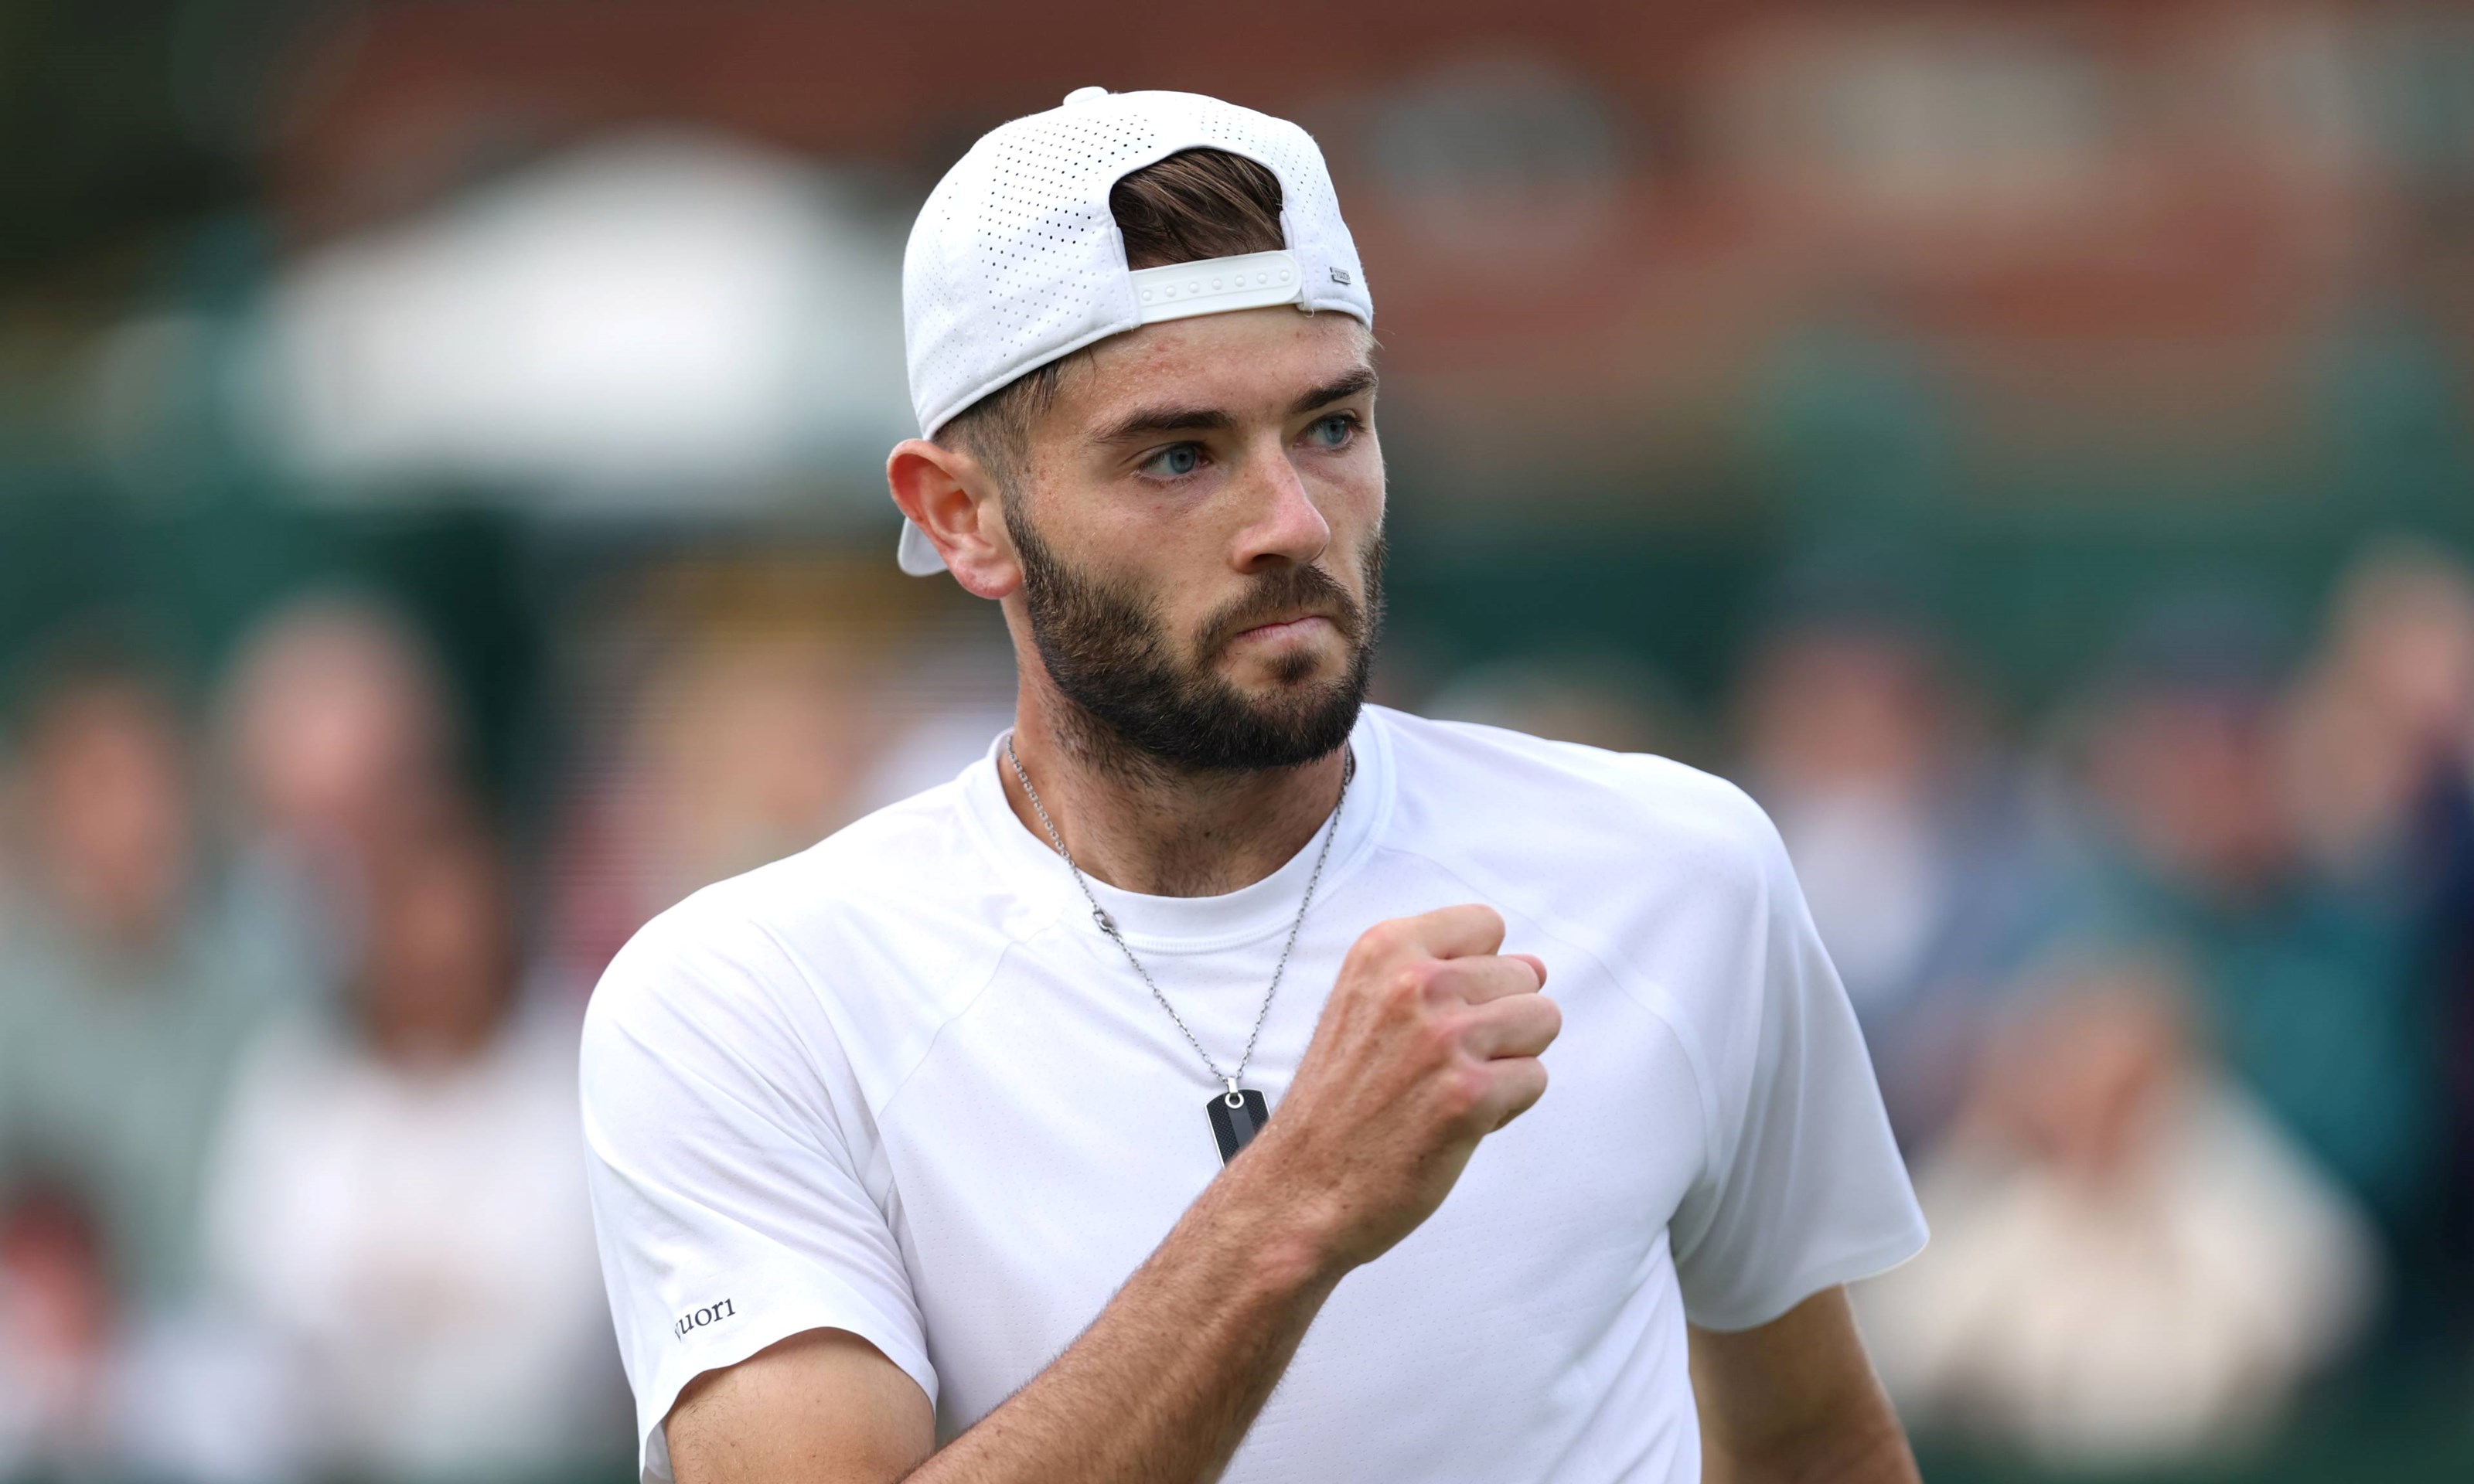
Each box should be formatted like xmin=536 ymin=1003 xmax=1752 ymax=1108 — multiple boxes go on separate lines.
xmin=1004 ymin=733 xmax=1353 ymax=1162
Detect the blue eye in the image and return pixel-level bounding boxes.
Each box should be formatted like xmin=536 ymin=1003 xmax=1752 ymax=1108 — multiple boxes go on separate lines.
xmin=1143 ymin=444 xmax=1202 ymax=478
xmin=1308 ymin=414 xmax=1356 ymax=448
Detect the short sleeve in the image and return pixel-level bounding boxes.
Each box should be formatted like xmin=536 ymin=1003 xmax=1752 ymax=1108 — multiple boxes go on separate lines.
xmin=1668 ymin=798 xmax=1928 ymax=1332
xmin=580 ymin=907 xmax=934 ymax=1484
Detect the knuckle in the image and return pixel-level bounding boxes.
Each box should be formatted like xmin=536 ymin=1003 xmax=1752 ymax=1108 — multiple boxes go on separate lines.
xmin=1360 ymin=971 xmax=1417 ymax=1020
xmin=1440 ymin=1061 xmax=1493 ymax=1119
xmin=1343 ymin=940 xmax=1403 ymax=992
xmin=1389 ymin=960 xmax=1442 ymax=1005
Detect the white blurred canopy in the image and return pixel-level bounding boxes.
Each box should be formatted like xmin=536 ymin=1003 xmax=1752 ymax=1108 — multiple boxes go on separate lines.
xmin=259 ymin=131 xmax=912 ymax=512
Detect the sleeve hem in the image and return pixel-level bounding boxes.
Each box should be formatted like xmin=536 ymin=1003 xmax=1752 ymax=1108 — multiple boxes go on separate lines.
xmin=1681 ymin=1221 xmax=1930 ymax=1335
xmin=638 ymin=1309 xmax=938 ymax=1484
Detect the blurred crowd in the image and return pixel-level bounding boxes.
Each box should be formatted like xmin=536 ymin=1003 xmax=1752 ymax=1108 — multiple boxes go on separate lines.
xmin=4 ymin=1 xmax=2472 ymax=1479
xmin=2 ymin=530 xmax=2471 ymax=1482
xmin=1737 ymin=540 xmax=2474 ymax=1466
xmin=0 ymin=597 xmax=625 ymax=1483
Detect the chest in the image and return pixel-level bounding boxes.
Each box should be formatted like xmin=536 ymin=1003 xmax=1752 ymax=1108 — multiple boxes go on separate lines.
xmin=866 ymin=916 xmax=1707 ymax=1432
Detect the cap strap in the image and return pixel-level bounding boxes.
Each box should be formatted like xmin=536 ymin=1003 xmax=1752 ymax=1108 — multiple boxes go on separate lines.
xmin=1130 ymin=250 xmax=1303 ymax=326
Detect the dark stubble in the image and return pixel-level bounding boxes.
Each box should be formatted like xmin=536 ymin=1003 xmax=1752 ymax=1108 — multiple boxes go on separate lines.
xmin=1007 ymin=505 xmax=1385 ymax=774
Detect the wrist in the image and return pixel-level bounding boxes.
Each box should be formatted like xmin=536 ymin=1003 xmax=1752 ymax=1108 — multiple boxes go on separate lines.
xmin=1208 ymin=1129 xmax=1358 ymax=1294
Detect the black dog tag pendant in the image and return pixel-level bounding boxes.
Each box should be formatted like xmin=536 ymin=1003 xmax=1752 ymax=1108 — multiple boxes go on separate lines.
xmin=1208 ymin=1087 xmax=1270 ymax=1164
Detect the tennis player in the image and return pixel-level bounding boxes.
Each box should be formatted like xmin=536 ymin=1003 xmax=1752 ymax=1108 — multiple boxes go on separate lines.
xmin=582 ymin=88 xmax=1927 ymax=1483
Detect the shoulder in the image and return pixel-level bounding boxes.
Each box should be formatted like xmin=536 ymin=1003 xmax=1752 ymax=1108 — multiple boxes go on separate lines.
xmin=1372 ymin=706 xmax=1787 ymax=906
xmin=584 ymin=778 xmax=1024 ymax=1089
xmin=1366 ymin=710 xmax=1811 ymax=1151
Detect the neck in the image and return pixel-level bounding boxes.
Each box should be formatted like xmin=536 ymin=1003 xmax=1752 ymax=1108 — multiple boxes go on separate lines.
xmin=1002 ymin=682 xmax=1353 ymax=898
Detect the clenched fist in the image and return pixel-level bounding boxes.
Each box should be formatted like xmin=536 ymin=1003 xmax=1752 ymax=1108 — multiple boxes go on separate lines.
xmin=1239 ymin=904 xmax=1559 ymax=1269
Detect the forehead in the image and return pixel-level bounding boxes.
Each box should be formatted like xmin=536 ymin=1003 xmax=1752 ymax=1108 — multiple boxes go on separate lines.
xmin=1049 ymin=308 xmax=1375 ymax=434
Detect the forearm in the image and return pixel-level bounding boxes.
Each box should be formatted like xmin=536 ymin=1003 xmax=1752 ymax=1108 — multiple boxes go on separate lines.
xmin=908 ymin=1159 xmax=1344 ymax=1484
xmin=1698 ymin=1394 xmax=1916 ymax=1484
xmin=1689 ymin=1292 xmax=1920 ymax=1484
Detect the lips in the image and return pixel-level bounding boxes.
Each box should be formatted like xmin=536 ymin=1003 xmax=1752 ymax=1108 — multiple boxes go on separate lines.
xmin=1195 ymin=562 xmax=1367 ymax=659
xmin=1234 ymin=613 xmax=1335 ymax=644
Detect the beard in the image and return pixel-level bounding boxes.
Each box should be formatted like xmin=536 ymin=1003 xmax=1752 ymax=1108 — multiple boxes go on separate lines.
xmin=1007 ymin=506 xmax=1385 ymax=774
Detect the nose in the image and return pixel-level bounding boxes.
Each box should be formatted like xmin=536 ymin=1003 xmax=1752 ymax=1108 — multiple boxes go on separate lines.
xmin=1229 ymin=437 xmax=1331 ymax=574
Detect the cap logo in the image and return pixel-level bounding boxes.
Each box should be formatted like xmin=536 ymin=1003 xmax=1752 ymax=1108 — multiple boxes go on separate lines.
xmin=1330 ymin=267 xmax=1353 ymax=285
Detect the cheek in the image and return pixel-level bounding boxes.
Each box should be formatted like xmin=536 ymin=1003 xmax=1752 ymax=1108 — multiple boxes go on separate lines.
xmin=1041 ymin=472 xmax=1203 ymax=562
xmin=1320 ymin=465 xmax=1386 ymax=574
xmin=1290 ymin=455 xmax=1374 ymax=538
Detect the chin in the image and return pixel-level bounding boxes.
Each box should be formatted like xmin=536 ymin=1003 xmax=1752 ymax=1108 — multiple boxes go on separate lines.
xmin=1232 ymin=645 xmax=1344 ymax=692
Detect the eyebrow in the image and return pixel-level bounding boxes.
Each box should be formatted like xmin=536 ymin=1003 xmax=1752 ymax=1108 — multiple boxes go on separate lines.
xmin=1290 ymin=366 xmax=1378 ymax=417
xmin=1092 ymin=365 xmax=1381 ymax=447
xmin=1094 ymin=403 xmax=1236 ymax=445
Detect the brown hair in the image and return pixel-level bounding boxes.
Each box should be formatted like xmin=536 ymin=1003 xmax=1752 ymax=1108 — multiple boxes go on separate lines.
xmin=936 ymin=148 xmax=1285 ymax=488
xmin=1111 ymin=149 xmax=1285 ymax=271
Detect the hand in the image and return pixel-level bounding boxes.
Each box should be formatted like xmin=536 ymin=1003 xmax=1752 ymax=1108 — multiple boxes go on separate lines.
xmin=1239 ymin=904 xmax=1559 ymax=1270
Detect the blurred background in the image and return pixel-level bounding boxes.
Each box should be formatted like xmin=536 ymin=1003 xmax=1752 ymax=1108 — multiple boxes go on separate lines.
xmin=2 ymin=2 xmax=2473 ymax=1480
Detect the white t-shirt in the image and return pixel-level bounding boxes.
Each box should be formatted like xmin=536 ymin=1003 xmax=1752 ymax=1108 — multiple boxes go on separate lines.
xmin=581 ymin=706 xmax=1926 ymax=1483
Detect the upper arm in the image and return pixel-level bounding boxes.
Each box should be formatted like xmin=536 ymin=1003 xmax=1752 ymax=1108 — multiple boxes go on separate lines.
xmin=668 ymin=1329 xmax=935 ymax=1484
xmin=581 ymin=913 xmax=937 ymax=1476
xmin=1689 ymin=1288 xmax=1914 ymax=1483
xmin=1668 ymin=787 xmax=1927 ymax=1330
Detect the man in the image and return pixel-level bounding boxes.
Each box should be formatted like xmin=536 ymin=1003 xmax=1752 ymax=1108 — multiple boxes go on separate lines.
xmin=0 ymin=648 xmax=293 ymax=1316
xmin=583 ymin=89 xmax=1927 ymax=1483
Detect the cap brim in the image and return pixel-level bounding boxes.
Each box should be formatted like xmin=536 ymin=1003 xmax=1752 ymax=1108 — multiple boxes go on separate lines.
xmin=897 ymin=518 xmax=948 ymax=577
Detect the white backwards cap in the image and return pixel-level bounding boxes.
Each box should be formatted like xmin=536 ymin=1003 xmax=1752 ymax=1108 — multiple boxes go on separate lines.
xmin=895 ymin=87 xmax=1374 ymax=576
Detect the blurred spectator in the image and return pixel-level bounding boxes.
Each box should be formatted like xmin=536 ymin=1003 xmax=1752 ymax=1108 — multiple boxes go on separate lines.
xmin=639 ymin=631 xmax=878 ymax=887
xmin=2067 ymin=590 xmax=2445 ymax=1245
xmin=1734 ymin=587 xmax=2060 ymax=1147
xmin=1858 ymin=955 xmax=2378 ymax=1467
xmin=554 ymin=627 xmax=883 ymax=977
xmin=0 ymin=643 xmax=291 ymax=1316
xmin=0 ymin=1182 xmax=115 ymax=1477
xmin=2281 ymin=542 xmax=2474 ymax=885
xmin=2281 ymin=540 xmax=2474 ymax=1342
xmin=203 ymin=809 xmax=623 ymax=1482
xmin=215 ymin=594 xmax=465 ymax=997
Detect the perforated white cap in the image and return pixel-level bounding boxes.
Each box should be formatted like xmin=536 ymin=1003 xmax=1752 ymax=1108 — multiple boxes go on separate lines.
xmin=895 ymin=87 xmax=1374 ymax=576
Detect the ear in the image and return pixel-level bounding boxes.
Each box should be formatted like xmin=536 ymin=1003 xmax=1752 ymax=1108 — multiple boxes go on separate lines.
xmin=886 ymin=438 xmax=1020 ymax=600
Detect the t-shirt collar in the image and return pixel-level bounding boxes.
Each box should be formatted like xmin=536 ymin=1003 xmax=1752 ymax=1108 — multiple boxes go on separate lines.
xmin=957 ymin=707 xmax=1394 ymax=954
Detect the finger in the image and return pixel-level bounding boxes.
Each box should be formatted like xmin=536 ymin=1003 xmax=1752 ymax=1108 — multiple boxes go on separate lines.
xmin=1462 ymin=993 xmax=1562 ymax=1060
xmin=1476 ymin=1057 xmax=1550 ymax=1132
xmin=1444 ymin=954 xmax=1545 ymax=1005
xmin=1404 ymin=904 xmax=1506 ymax=962
xmin=1508 ymin=953 xmax=1547 ymax=989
